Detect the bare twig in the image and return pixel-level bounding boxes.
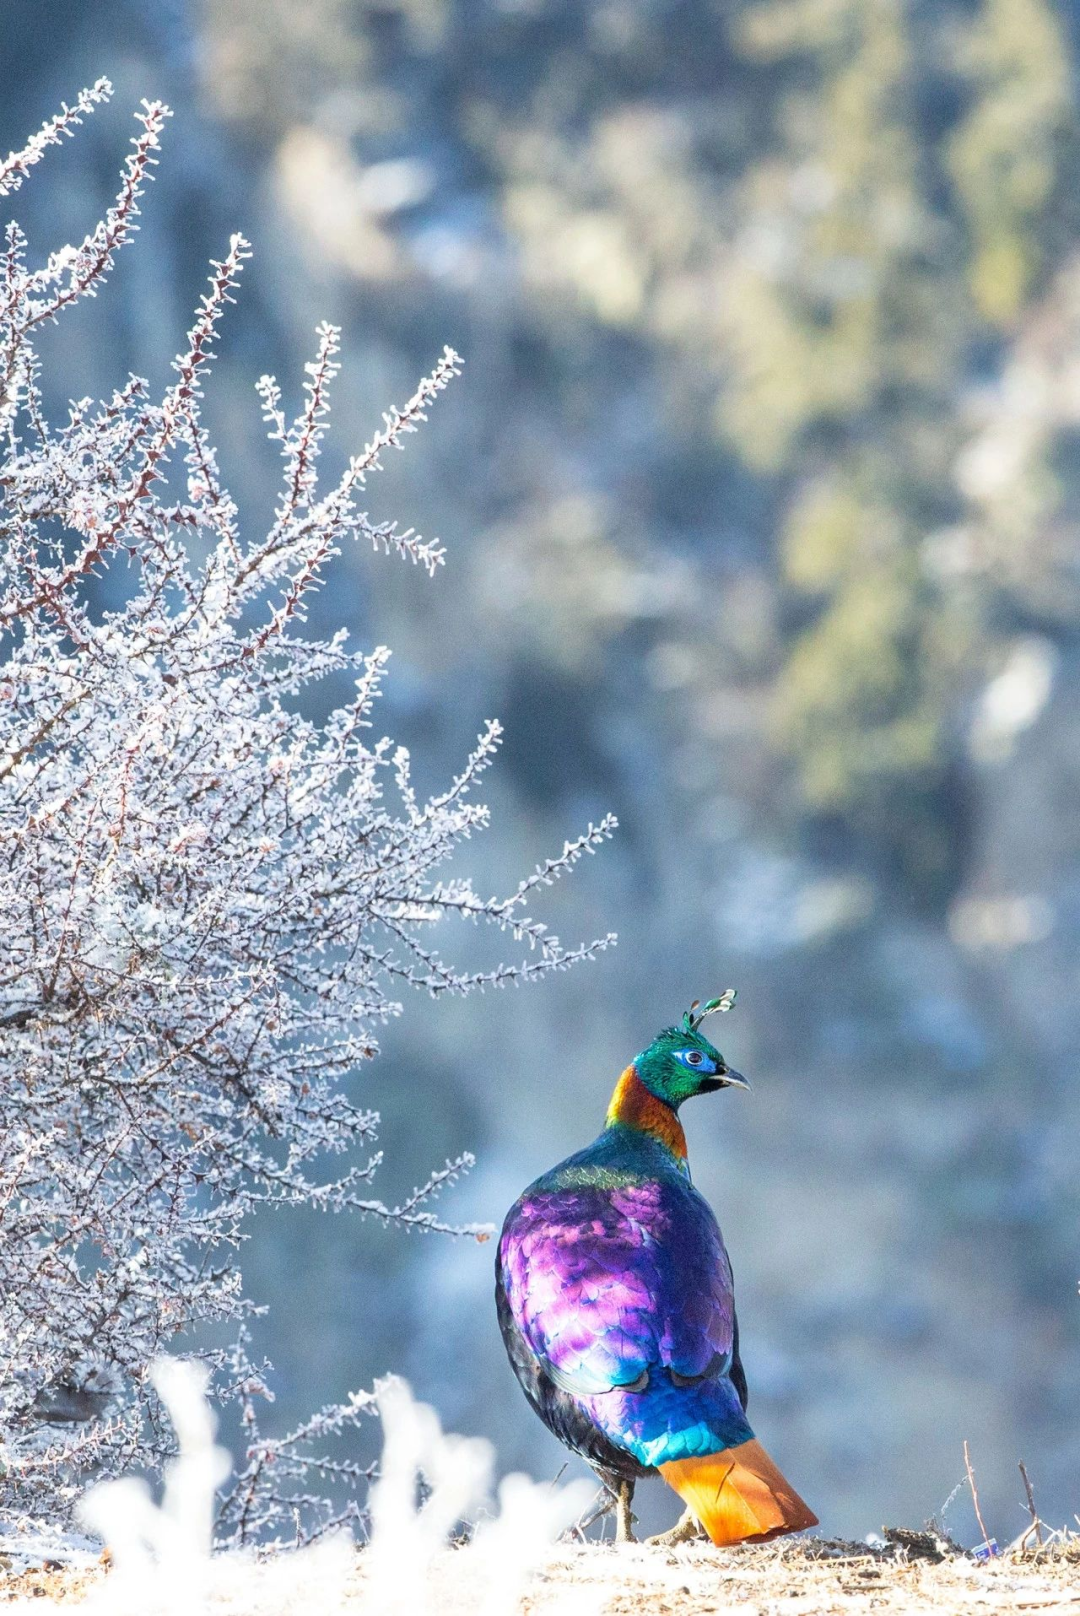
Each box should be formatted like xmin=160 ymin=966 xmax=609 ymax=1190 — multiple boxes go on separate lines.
xmin=563 ymin=1484 xmax=615 ymax=1543
xmin=1019 ymin=1460 xmax=1044 ymax=1548
xmin=963 ymin=1440 xmax=992 ymax=1549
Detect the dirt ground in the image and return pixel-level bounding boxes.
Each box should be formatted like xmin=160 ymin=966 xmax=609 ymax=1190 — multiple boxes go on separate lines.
xmin=520 ymin=1537 xmax=1080 ymax=1616
xmin=1 ymin=1536 xmax=1078 ymax=1613
xmin=0 ymin=1561 xmax=105 ymax=1605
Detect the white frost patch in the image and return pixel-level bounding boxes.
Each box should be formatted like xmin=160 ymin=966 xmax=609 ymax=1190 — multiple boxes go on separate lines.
xmin=0 ymin=1524 xmax=100 ymax=1574
xmin=3 ymin=1360 xmax=598 ymax=1616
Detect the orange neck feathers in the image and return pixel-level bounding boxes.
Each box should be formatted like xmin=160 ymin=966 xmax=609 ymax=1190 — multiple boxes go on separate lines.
xmin=606 ymin=1065 xmax=687 ymax=1161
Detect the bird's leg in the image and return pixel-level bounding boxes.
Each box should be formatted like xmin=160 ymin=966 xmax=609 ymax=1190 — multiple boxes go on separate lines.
xmin=646 ymin=1506 xmax=706 ymax=1546
xmin=614 ymin=1478 xmax=637 ymax=1544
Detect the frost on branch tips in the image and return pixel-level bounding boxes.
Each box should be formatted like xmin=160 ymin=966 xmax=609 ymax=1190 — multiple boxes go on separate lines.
xmin=0 ymin=85 xmax=615 ymax=1529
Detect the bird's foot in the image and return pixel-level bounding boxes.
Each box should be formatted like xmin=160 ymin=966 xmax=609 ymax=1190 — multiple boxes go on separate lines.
xmin=614 ymin=1479 xmax=637 ymax=1544
xmin=647 ymin=1506 xmax=706 ymax=1547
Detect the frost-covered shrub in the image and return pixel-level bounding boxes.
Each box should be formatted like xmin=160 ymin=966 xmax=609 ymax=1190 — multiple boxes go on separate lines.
xmin=0 ymin=84 xmax=613 ymax=1529
xmin=77 ymin=1360 xmax=597 ymax=1616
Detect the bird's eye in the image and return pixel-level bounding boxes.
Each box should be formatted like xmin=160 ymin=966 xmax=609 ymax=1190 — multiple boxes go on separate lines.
xmin=685 ymin=1050 xmax=703 ymax=1066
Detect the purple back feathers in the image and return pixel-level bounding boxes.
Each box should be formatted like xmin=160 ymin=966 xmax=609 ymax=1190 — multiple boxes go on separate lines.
xmin=498 ymin=1144 xmax=752 ymax=1467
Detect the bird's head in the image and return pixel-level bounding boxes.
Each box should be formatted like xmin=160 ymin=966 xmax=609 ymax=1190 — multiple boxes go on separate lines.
xmin=633 ymin=991 xmax=749 ymax=1109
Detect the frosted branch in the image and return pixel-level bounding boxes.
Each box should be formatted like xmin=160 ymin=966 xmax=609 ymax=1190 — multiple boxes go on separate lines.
xmin=0 ymin=90 xmax=614 ymax=1535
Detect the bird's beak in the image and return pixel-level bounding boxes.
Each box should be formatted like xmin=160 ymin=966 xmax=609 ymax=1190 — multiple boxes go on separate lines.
xmin=698 ymin=1068 xmax=751 ymax=1093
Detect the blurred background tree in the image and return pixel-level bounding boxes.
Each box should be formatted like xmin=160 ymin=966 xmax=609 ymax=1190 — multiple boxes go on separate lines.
xmin=2 ymin=0 xmax=1079 ymax=1543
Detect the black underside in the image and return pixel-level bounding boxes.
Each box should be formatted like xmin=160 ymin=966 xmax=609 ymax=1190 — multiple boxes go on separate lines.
xmin=494 ymin=1250 xmax=749 ymax=1489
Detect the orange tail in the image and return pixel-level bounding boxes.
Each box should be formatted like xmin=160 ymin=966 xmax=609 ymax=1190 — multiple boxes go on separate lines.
xmin=659 ymin=1439 xmax=818 ymax=1547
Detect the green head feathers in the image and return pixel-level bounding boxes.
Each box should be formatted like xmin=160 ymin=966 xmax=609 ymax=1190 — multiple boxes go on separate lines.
xmin=633 ymin=990 xmax=748 ymax=1109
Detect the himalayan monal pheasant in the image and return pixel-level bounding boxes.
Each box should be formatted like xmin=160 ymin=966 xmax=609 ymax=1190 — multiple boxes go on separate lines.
xmin=495 ymin=993 xmax=817 ymax=1545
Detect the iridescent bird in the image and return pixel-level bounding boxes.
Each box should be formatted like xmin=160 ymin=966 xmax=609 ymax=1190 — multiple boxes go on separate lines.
xmin=495 ymin=994 xmax=816 ymax=1545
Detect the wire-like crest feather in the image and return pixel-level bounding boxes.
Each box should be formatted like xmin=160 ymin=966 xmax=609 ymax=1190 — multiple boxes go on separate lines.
xmin=683 ymin=989 xmax=737 ymax=1033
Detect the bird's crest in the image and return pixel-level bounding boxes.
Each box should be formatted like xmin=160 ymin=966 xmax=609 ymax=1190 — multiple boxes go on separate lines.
xmin=682 ymin=989 xmax=737 ymax=1033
